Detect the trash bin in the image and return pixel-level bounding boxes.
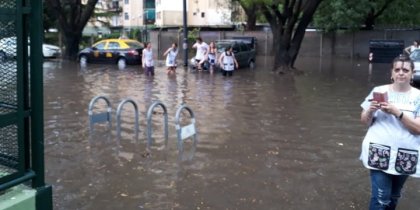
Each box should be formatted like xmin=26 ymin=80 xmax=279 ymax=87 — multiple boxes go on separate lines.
xmin=369 ymin=40 xmax=404 ymax=63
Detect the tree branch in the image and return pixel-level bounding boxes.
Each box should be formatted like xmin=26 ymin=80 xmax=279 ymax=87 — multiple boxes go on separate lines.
xmin=373 ymin=0 xmax=396 ymax=18
xmin=79 ymin=0 xmax=99 ymax=32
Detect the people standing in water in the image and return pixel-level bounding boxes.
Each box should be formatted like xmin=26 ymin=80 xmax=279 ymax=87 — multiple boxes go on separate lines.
xmin=163 ymin=42 xmax=178 ymax=74
xmin=142 ymin=42 xmax=154 ymax=76
xmin=404 ymin=40 xmax=419 ymax=55
xmin=360 ymin=55 xmax=420 ymax=210
xmin=218 ymin=46 xmax=238 ymax=77
xmin=207 ymin=41 xmax=218 ymax=74
xmin=192 ymin=37 xmax=209 ymax=70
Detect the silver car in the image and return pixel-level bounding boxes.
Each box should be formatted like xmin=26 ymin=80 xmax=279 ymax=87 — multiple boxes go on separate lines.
xmin=0 ymin=36 xmax=61 ymax=61
xmin=409 ymin=49 xmax=420 ymax=86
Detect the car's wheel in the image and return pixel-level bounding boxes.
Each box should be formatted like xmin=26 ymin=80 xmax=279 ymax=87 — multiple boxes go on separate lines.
xmin=0 ymin=51 xmax=6 ymax=62
xmin=117 ymin=58 xmax=126 ymax=69
xmin=79 ymin=55 xmax=88 ymax=66
xmin=249 ymin=60 xmax=255 ymax=69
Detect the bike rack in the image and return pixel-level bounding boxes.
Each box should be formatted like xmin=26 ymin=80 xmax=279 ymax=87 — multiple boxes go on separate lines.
xmin=88 ymin=96 xmax=112 ymax=131
xmin=146 ymin=101 xmax=169 ymax=151
xmin=116 ymin=98 xmax=139 ymax=142
xmin=175 ymin=104 xmax=197 ymax=154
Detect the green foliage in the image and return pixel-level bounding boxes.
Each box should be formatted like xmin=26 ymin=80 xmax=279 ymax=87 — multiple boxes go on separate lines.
xmin=44 ymin=32 xmax=59 ymax=45
xmin=102 ymin=32 xmax=121 ymax=39
xmin=313 ymin=0 xmax=368 ymax=32
xmin=188 ymin=28 xmax=200 ymax=43
xmin=376 ymin=0 xmax=420 ymax=28
xmin=314 ymin=0 xmax=420 ymax=32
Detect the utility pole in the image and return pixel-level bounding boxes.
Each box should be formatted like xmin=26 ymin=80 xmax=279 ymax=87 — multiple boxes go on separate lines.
xmin=183 ymin=0 xmax=188 ymax=66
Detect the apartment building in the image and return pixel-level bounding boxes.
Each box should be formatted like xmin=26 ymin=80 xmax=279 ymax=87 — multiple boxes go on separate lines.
xmin=155 ymin=0 xmax=244 ymax=27
xmin=121 ymin=0 xmax=155 ymax=29
xmin=83 ymin=0 xmax=122 ymax=35
xmin=84 ymin=0 xmax=243 ymax=35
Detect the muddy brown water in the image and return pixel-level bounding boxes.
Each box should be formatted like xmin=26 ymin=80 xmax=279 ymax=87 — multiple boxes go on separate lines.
xmin=43 ymin=57 xmax=420 ymax=210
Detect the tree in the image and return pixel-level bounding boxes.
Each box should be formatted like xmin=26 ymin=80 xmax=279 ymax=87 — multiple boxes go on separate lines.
xmin=313 ymin=0 xmax=420 ymax=32
xmin=313 ymin=1 xmax=367 ymax=32
xmin=363 ymin=0 xmax=395 ymax=30
xmin=258 ymin=0 xmax=323 ymax=73
xmin=45 ymin=0 xmax=98 ymax=60
xmin=375 ymin=0 xmax=420 ymax=28
xmin=234 ymin=0 xmax=258 ymax=30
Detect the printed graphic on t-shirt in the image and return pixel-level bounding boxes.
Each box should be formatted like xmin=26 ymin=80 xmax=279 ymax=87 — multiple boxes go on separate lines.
xmin=368 ymin=143 xmax=390 ymax=170
xmin=395 ymin=148 xmax=418 ymax=174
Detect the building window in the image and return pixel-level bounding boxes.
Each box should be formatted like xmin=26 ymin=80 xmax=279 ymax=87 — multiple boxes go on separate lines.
xmin=124 ymin=0 xmax=129 ymax=4
xmin=112 ymin=1 xmax=119 ymax=9
xmin=124 ymin=12 xmax=129 ymax=20
xmin=201 ymin=12 xmax=205 ymax=18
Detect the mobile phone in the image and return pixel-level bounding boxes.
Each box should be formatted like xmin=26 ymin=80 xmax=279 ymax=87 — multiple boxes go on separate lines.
xmin=372 ymin=92 xmax=388 ymax=103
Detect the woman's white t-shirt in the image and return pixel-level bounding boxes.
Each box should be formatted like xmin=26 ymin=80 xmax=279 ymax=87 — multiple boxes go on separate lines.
xmin=360 ymin=85 xmax=420 ymax=177
xmin=221 ymin=52 xmax=235 ymax=71
xmin=165 ymin=49 xmax=178 ymax=67
xmin=143 ymin=48 xmax=154 ymax=67
xmin=194 ymin=42 xmax=209 ymax=60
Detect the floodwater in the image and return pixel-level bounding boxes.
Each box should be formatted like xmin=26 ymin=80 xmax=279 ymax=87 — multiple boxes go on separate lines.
xmin=43 ymin=57 xmax=420 ymax=210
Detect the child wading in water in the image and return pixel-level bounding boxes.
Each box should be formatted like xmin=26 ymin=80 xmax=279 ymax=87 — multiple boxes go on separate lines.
xmin=163 ymin=43 xmax=178 ymax=74
xmin=142 ymin=42 xmax=154 ymax=76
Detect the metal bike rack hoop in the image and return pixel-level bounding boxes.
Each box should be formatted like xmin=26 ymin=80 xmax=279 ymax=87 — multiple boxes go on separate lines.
xmin=175 ymin=104 xmax=197 ymax=154
xmin=146 ymin=101 xmax=169 ymax=151
xmin=88 ymin=95 xmax=112 ymax=131
xmin=116 ymin=98 xmax=139 ymax=141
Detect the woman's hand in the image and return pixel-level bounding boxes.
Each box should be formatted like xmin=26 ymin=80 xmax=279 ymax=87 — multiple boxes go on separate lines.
xmin=361 ymin=100 xmax=380 ymax=125
xmin=368 ymin=100 xmax=381 ymax=114
xmin=379 ymin=102 xmax=399 ymax=117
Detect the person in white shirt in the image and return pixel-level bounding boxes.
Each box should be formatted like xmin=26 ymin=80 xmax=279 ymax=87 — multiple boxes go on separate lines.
xmin=142 ymin=42 xmax=154 ymax=76
xmin=163 ymin=42 xmax=178 ymax=74
xmin=207 ymin=41 xmax=218 ymax=74
xmin=360 ymin=55 xmax=420 ymax=209
xmin=192 ymin=37 xmax=209 ymax=70
xmin=218 ymin=46 xmax=238 ymax=77
xmin=404 ymin=40 xmax=419 ymax=55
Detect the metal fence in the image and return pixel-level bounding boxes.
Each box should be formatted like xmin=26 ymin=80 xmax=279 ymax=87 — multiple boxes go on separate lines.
xmin=0 ymin=1 xmax=51 ymax=208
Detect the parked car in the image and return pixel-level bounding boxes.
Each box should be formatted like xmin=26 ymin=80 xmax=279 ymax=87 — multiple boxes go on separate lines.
xmin=0 ymin=36 xmax=61 ymax=60
xmin=231 ymin=36 xmax=257 ymax=50
xmin=78 ymin=38 xmax=144 ymax=67
xmin=410 ymin=49 xmax=420 ymax=87
xmin=216 ymin=39 xmax=256 ymax=69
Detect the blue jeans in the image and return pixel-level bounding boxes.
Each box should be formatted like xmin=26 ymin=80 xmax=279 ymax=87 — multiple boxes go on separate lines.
xmin=369 ymin=170 xmax=409 ymax=210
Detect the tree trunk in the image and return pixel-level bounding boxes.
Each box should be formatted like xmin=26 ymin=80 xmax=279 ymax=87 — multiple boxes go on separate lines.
xmin=239 ymin=2 xmax=257 ymax=31
xmin=62 ymin=32 xmax=82 ymax=60
xmin=364 ymin=11 xmax=375 ymax=30
xmin=260 ymin=0 xmax=323 ymax=74
xmin=45 ymin=0 xmax=98 ymax=61
xmin=272 ymin=28 xmax=293 ymax=73
xmin=246 ymin=13 xmax=257 ymax=31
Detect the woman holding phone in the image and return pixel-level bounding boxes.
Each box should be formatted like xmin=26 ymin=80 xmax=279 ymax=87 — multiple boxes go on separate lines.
xmin=360 ymin=55 xmax=420 ymax=209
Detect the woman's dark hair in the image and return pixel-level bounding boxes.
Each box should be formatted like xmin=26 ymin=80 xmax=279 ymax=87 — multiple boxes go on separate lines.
xmin=393 ymin=54 xmax=414 ymax=71
xmin=225 ymin=45 xmax=233 ymax=52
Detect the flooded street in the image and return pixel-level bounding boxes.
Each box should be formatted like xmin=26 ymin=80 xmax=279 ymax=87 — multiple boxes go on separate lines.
xmin=43 ymin=57 xmax=420 ymax=210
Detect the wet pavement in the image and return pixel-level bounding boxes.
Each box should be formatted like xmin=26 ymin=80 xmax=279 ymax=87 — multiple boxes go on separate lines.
xmin=43 ymin=57 xmax=420 ymax=210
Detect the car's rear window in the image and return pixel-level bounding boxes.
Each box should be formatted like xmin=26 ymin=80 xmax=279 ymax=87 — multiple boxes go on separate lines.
xmin=126 ymin=41 xmax=143 ymax=49
xmin=216 ymin=42 xmax=232 ymax=53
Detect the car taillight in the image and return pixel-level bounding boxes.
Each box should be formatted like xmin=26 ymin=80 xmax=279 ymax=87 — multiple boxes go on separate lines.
xmin=128 ymin=50 xmax=139 ymax=55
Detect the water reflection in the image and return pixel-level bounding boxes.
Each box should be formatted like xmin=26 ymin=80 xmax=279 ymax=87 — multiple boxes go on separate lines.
xmin=44 ymin=57 xmax=420 ymax=210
